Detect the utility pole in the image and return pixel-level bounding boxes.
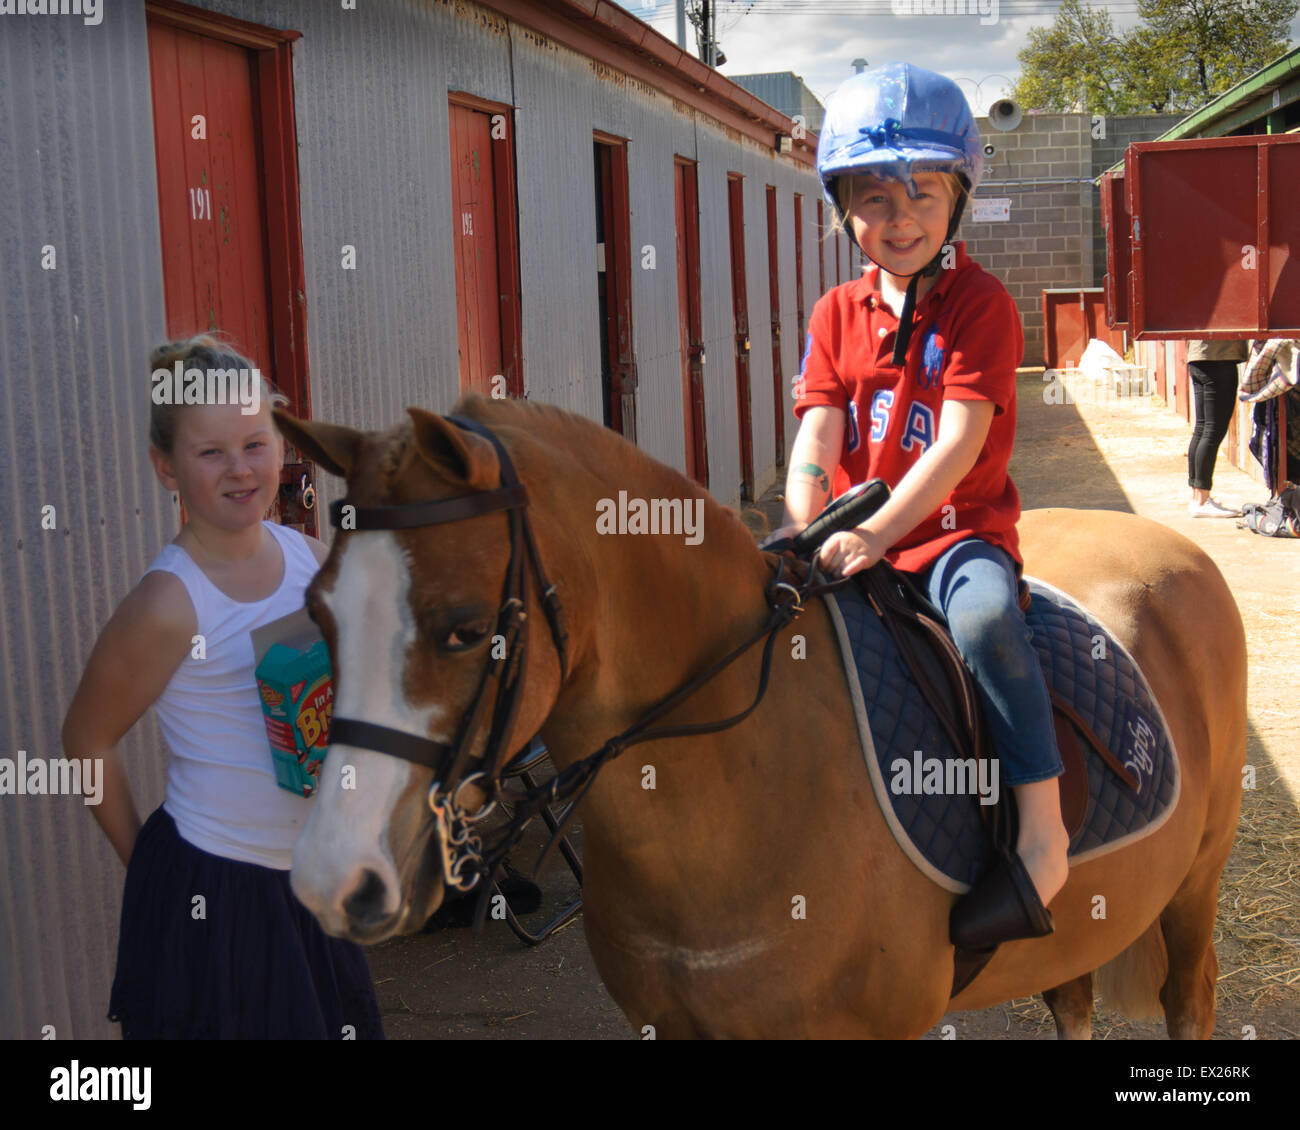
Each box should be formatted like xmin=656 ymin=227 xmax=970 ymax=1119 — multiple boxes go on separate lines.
xmin=676 ymin=0 xmax=686 ymax=50
xmin=692 ymin=0 xmax=723 ymax=67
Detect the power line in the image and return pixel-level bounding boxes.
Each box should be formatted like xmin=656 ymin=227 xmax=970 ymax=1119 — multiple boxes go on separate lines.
xmin=633 ymin=1 xmax=1144 ymax=8
xmin=633 ymin=2 xmax=1148 ymax=14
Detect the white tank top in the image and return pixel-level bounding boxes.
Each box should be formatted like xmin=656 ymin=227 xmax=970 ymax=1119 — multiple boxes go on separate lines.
xmin=143 ymin=521 xmax=321 ymax=869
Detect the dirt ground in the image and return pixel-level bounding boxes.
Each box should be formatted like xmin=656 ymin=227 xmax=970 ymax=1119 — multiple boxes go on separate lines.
xmin=365 ymin=370 xmax=1299 ymax=1039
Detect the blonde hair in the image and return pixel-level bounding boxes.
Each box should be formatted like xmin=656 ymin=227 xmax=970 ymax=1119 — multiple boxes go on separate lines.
xmin=827 ymin=170 xmax=966 ymax=240
xmin=148 ymin=333 xmax=288 ymax=457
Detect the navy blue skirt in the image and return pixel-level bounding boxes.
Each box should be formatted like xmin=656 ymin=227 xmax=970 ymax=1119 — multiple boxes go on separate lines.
xmin=108 ymin=806 xmax=385 ymax=1040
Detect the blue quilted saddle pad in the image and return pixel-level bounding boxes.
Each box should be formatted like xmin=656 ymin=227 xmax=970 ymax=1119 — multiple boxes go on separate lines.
xmin=824 ymin=575 xmax=1181 ymax=893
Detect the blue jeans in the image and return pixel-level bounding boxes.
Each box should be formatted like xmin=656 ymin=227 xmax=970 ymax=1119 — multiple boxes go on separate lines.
xmin=913 ymin=537 xmax=1063 ymax=787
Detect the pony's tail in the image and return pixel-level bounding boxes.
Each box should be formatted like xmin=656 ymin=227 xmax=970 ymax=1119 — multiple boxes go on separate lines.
xmin=1094 ymin=920 xmax=1168 ymax=1020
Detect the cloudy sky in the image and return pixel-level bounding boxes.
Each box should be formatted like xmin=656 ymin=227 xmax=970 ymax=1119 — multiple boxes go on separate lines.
xmin=617 ymin=0 xmax=1300 ymax=115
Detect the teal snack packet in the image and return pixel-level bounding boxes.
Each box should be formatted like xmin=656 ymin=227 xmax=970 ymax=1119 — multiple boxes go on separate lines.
xmin=251 ymin=608 xmax=332 ymax=797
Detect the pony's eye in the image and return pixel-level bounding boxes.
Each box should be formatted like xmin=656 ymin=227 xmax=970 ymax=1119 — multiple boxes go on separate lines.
xmin=443 ymin=622 xmax=491 ymax=652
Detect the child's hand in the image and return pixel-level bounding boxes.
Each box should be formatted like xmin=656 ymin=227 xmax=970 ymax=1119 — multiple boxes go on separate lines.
xmin=759 ymin=521 xmax=806 ymax=550
xmin=817 ymin=528 xmax=886 ymax=577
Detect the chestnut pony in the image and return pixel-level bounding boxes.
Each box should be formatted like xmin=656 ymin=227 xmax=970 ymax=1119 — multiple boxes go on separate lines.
xmin=277 ymin=394 xmax=1246 ymax=1039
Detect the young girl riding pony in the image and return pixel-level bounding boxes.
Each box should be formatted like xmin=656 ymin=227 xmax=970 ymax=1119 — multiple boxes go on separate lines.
xmin=778 ymin=63 xmax=1069 ymax=950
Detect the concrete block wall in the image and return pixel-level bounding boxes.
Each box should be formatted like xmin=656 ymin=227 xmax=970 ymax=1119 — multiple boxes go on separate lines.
xmin=955 ymin=112 xmax=1179 ymax=366
xmin=961 ymin=113 xmax=1093 ymax=367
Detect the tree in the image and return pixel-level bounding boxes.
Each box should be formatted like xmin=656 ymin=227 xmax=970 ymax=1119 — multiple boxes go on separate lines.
xmin=1014 ymin=0 xmax=1297 ymax=115
xmin=1137 ymin=0 xmax=1293 ymax=105
xmin=1013 ymin=0 xmax=1132 ymax=114
xmin=1123 ymin=26 xmax=1187 ymax=113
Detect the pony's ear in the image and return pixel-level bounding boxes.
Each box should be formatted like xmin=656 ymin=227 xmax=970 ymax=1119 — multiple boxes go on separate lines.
xmin=407 ymin=407 xmax=499 ymax=490
xmin=272 ymin=409 xmax=363 ymax=479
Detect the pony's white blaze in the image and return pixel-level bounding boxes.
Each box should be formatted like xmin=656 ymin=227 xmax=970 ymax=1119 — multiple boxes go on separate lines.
xmin=291 ymin=533 xmax=448 ymax=933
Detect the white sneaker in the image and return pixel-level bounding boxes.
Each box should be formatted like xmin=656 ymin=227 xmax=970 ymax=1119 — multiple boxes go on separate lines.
xmin=1188 ymin=497 xmax=1240 ymax=518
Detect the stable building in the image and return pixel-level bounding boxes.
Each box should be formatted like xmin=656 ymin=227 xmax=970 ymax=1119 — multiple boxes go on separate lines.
xmin=0 ymin=0 xmax=845 ymax=1039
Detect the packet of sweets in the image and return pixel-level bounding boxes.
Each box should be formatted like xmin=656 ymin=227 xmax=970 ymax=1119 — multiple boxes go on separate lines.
xmin=251 ymin=607 xmax=332 ymax=797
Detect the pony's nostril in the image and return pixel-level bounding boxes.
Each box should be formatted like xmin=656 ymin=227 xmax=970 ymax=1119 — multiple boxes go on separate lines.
xmin=342 ymin=869 xmax=388 ymax=923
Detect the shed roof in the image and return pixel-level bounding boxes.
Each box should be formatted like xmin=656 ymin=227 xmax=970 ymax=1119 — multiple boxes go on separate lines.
xmin=480 ymin=1 xmax=817 ymax=164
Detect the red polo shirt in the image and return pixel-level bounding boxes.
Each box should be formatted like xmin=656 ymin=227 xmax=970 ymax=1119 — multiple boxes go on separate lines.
xmin=792 ymin=241 xmax=1024 ymax=574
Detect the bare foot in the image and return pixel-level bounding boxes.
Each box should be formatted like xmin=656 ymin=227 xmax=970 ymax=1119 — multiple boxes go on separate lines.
xmin=1012 ymin=779 xmax=1071 ymax=907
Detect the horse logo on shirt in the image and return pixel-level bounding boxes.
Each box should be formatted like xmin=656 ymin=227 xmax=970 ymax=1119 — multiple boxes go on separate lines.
xmin=919 ymin=326 xmax=946 ymax=389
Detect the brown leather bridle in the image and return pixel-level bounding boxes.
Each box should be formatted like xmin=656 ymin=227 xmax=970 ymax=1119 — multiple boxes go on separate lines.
xmin=325 ymin=414 xmax=842 ymax=920
xmin=326 ymin=414 xmax=568 ymax=895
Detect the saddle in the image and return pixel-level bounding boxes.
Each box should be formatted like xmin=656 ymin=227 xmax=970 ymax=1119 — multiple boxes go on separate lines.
xmin=857 ymin=562 xmax=1010 ymax=847
xmin=856 ymin=560 xmax=1141 ymax=997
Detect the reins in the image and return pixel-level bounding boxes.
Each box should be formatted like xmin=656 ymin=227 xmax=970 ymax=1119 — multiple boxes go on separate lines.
xmin=479 ymin=547 xmax=852 ymax=892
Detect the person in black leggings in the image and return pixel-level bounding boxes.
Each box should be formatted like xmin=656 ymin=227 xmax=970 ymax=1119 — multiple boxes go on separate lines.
xmin=1186 ymin=339 xmax=1247 ymax=517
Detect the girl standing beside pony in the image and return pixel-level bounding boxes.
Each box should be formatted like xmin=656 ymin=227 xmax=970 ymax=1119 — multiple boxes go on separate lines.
xmin=62 ymin=336 xmax=384 ymax=1039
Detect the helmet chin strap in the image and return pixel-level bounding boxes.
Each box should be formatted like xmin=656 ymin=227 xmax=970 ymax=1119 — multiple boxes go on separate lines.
xmin=888 ymin=256 xmax=941 ymax=367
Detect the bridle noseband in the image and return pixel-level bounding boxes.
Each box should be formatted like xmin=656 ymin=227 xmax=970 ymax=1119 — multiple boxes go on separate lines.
xmin=325 ymin=414 xmax=568 ymax=893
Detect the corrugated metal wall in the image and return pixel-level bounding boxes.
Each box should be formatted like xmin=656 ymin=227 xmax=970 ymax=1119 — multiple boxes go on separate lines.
xmin=0 ymin=2 xmax=172 ymax=1040
xmin=729 ymin=72 xmax=795 ymax=116
xmin=1 ymin=0 xmax=826 ymax=1038
xmin=489 ymin=8 xmax=828 ymax=498
xmin=192 ymin=0 xmax=827 ymax=503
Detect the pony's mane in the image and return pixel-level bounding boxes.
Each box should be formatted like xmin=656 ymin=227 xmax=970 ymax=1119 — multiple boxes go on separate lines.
xmin=448 ymin=392 xmax=759 ymax=556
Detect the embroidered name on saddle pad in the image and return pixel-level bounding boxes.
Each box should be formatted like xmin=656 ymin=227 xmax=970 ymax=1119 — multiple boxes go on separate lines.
xmin=825 ymin=577 xmax=1181 ymax=892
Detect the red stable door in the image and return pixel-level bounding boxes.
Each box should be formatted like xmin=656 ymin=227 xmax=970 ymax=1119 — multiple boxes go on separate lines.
xmin=146 ymin=2 xmax=314 ymax=534
xmin=816 ymin=199 xmax=826 ymax=296
xmin=595 ymin=134 xmax=637 ymax=440
xmin=793 ymin=193 xmax=806 ymax=366
xmin=675 ymin=158 xmax=707 ymax=485
xmin=448 ymin=95 xmax=523 ymax=398
xmin=727 ymin=174 xmax=754 ymax=501
xmin=766 ymin=185 xmax=785 ymax=463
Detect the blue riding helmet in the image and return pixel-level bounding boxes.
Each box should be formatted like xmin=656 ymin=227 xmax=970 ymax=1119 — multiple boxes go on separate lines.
xmin=817 ymin=62 xmax=983 ymax=228
xmin=816 ymin=64 xmax=983 ymax=366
